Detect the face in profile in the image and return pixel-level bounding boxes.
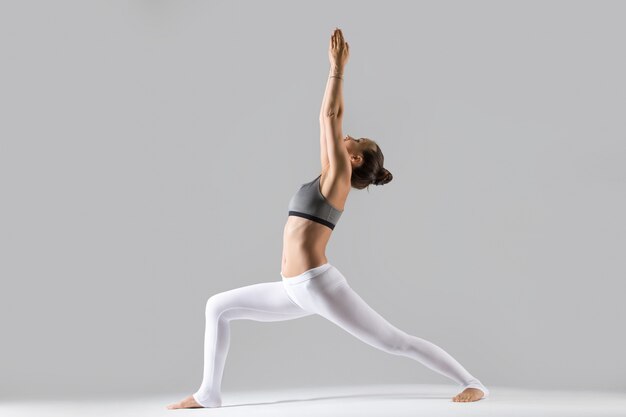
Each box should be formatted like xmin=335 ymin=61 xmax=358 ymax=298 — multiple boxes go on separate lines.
xmin=343 ymin=135 xmax=377 ymax=168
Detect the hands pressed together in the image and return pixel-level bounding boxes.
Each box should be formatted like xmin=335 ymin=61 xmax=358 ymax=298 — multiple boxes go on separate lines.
xmin=329 ymin=27 xmax=349 ymax=73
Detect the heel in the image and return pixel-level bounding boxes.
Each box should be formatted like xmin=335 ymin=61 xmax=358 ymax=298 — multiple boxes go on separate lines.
xmin=462 ymin=380 xmax=489 ymax=398
xmin=192 ymin=393 xmax=222 ymax=408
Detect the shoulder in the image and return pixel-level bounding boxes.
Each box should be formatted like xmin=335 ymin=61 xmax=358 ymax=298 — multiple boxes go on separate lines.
xmin=320 ymin=167 xmax=351 ymax=210
xmin=321 ymin=165 xmax=351 ymax=186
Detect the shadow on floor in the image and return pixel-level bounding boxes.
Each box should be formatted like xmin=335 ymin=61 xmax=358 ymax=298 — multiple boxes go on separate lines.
xmin=219 ymin=391 xmax=454 ymax=408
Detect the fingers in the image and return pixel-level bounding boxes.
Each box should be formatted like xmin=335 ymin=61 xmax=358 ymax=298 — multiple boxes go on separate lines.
xmin=330 ymin=28 xmax=348 ymax=53
xmin=331 ymin=28 xmax=345 ymax=47
xmin=334 ymin=27 xmax=344 ymax=41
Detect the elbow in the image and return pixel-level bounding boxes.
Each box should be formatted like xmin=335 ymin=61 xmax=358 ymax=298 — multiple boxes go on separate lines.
xmin=322 ymin=107 xmax=342 ymax=119
xmin=326 ymin=112 xmax=343 ymax=120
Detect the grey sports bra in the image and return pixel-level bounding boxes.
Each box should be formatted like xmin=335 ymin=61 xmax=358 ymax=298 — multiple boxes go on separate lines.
xmin=287 ymin=174 xmax=344 ymax=230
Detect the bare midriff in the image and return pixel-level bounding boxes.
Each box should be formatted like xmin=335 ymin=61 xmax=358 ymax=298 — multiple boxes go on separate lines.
xmin=281 ymin=215 xmax=333 ymax=278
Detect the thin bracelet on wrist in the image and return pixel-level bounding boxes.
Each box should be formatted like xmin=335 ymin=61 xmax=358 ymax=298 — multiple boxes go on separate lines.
xmin=329 ymin=75 xmax=343 ymax=80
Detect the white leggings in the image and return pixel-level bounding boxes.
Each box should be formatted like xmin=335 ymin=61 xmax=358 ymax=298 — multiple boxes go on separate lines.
xmin=192 ymin=263 xmax=489 ymax=407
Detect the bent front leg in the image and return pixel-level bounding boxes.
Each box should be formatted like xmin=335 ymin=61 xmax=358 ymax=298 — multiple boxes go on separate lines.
xmin=193 ymin=281 xmax=312 ymax=407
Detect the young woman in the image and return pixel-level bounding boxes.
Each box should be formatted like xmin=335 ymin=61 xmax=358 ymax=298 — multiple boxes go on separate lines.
xmin=167 ymin=28 xmax=489 ymax=409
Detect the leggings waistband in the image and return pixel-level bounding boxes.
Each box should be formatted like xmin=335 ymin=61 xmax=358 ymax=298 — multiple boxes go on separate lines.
xmin=281 ymin=263 xmax=332 ymax=285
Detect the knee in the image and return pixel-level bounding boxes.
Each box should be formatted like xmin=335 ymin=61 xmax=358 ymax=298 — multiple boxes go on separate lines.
xmin=205 ymin=293 xmax=227 ymax=319
xmin=382 ymin=332 xmax=410 ymax=355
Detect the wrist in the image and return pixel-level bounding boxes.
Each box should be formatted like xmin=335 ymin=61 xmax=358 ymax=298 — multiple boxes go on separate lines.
xmin=329 ymin=65 xmax=344 ymax=76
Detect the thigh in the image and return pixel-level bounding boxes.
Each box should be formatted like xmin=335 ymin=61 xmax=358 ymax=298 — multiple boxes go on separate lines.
xmin=311 ymin=280 xmax=408 ymax=351
xmin=207 ymin=280 xmax=313 ymax=322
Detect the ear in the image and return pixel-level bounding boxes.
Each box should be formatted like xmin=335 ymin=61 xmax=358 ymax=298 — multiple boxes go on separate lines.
xmin=352 ymin=153 xmax=364 ymax=167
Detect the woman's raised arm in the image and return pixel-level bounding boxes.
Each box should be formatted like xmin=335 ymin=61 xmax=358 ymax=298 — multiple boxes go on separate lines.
xmin=321 ymin=28 xmax=350 ymax=170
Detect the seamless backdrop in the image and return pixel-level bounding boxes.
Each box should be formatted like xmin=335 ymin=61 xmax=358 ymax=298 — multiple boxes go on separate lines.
xmin=1 ymin=0 xmax=625 ymax=400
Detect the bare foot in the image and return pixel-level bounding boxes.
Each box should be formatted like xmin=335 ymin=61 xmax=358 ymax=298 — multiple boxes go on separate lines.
xmin=166 ymin=395 xmax=204 ymax=409
xmin=452 ymin=387 xmax=485 ymax=402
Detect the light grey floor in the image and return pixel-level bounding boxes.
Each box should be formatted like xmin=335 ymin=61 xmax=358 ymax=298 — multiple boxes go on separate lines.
xmin=3 ymin=384 xmax=626 ymax=417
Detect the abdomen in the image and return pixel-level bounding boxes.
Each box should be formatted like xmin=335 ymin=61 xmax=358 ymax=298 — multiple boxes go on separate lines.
xmin=281 ymin=216 xmax=333 ymax=278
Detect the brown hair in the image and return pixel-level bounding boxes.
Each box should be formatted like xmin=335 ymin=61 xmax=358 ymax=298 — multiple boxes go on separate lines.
xmin=351 ymin=140 xmax=393 ymax=190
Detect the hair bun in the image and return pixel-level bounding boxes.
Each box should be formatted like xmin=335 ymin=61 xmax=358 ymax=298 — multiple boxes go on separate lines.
xmin=374 ymin=168 xmax=393 ymax=186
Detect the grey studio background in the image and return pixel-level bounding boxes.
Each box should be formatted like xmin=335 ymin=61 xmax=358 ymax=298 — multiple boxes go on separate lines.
xmin=1 ymin=0 xmax=625 ymax=401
